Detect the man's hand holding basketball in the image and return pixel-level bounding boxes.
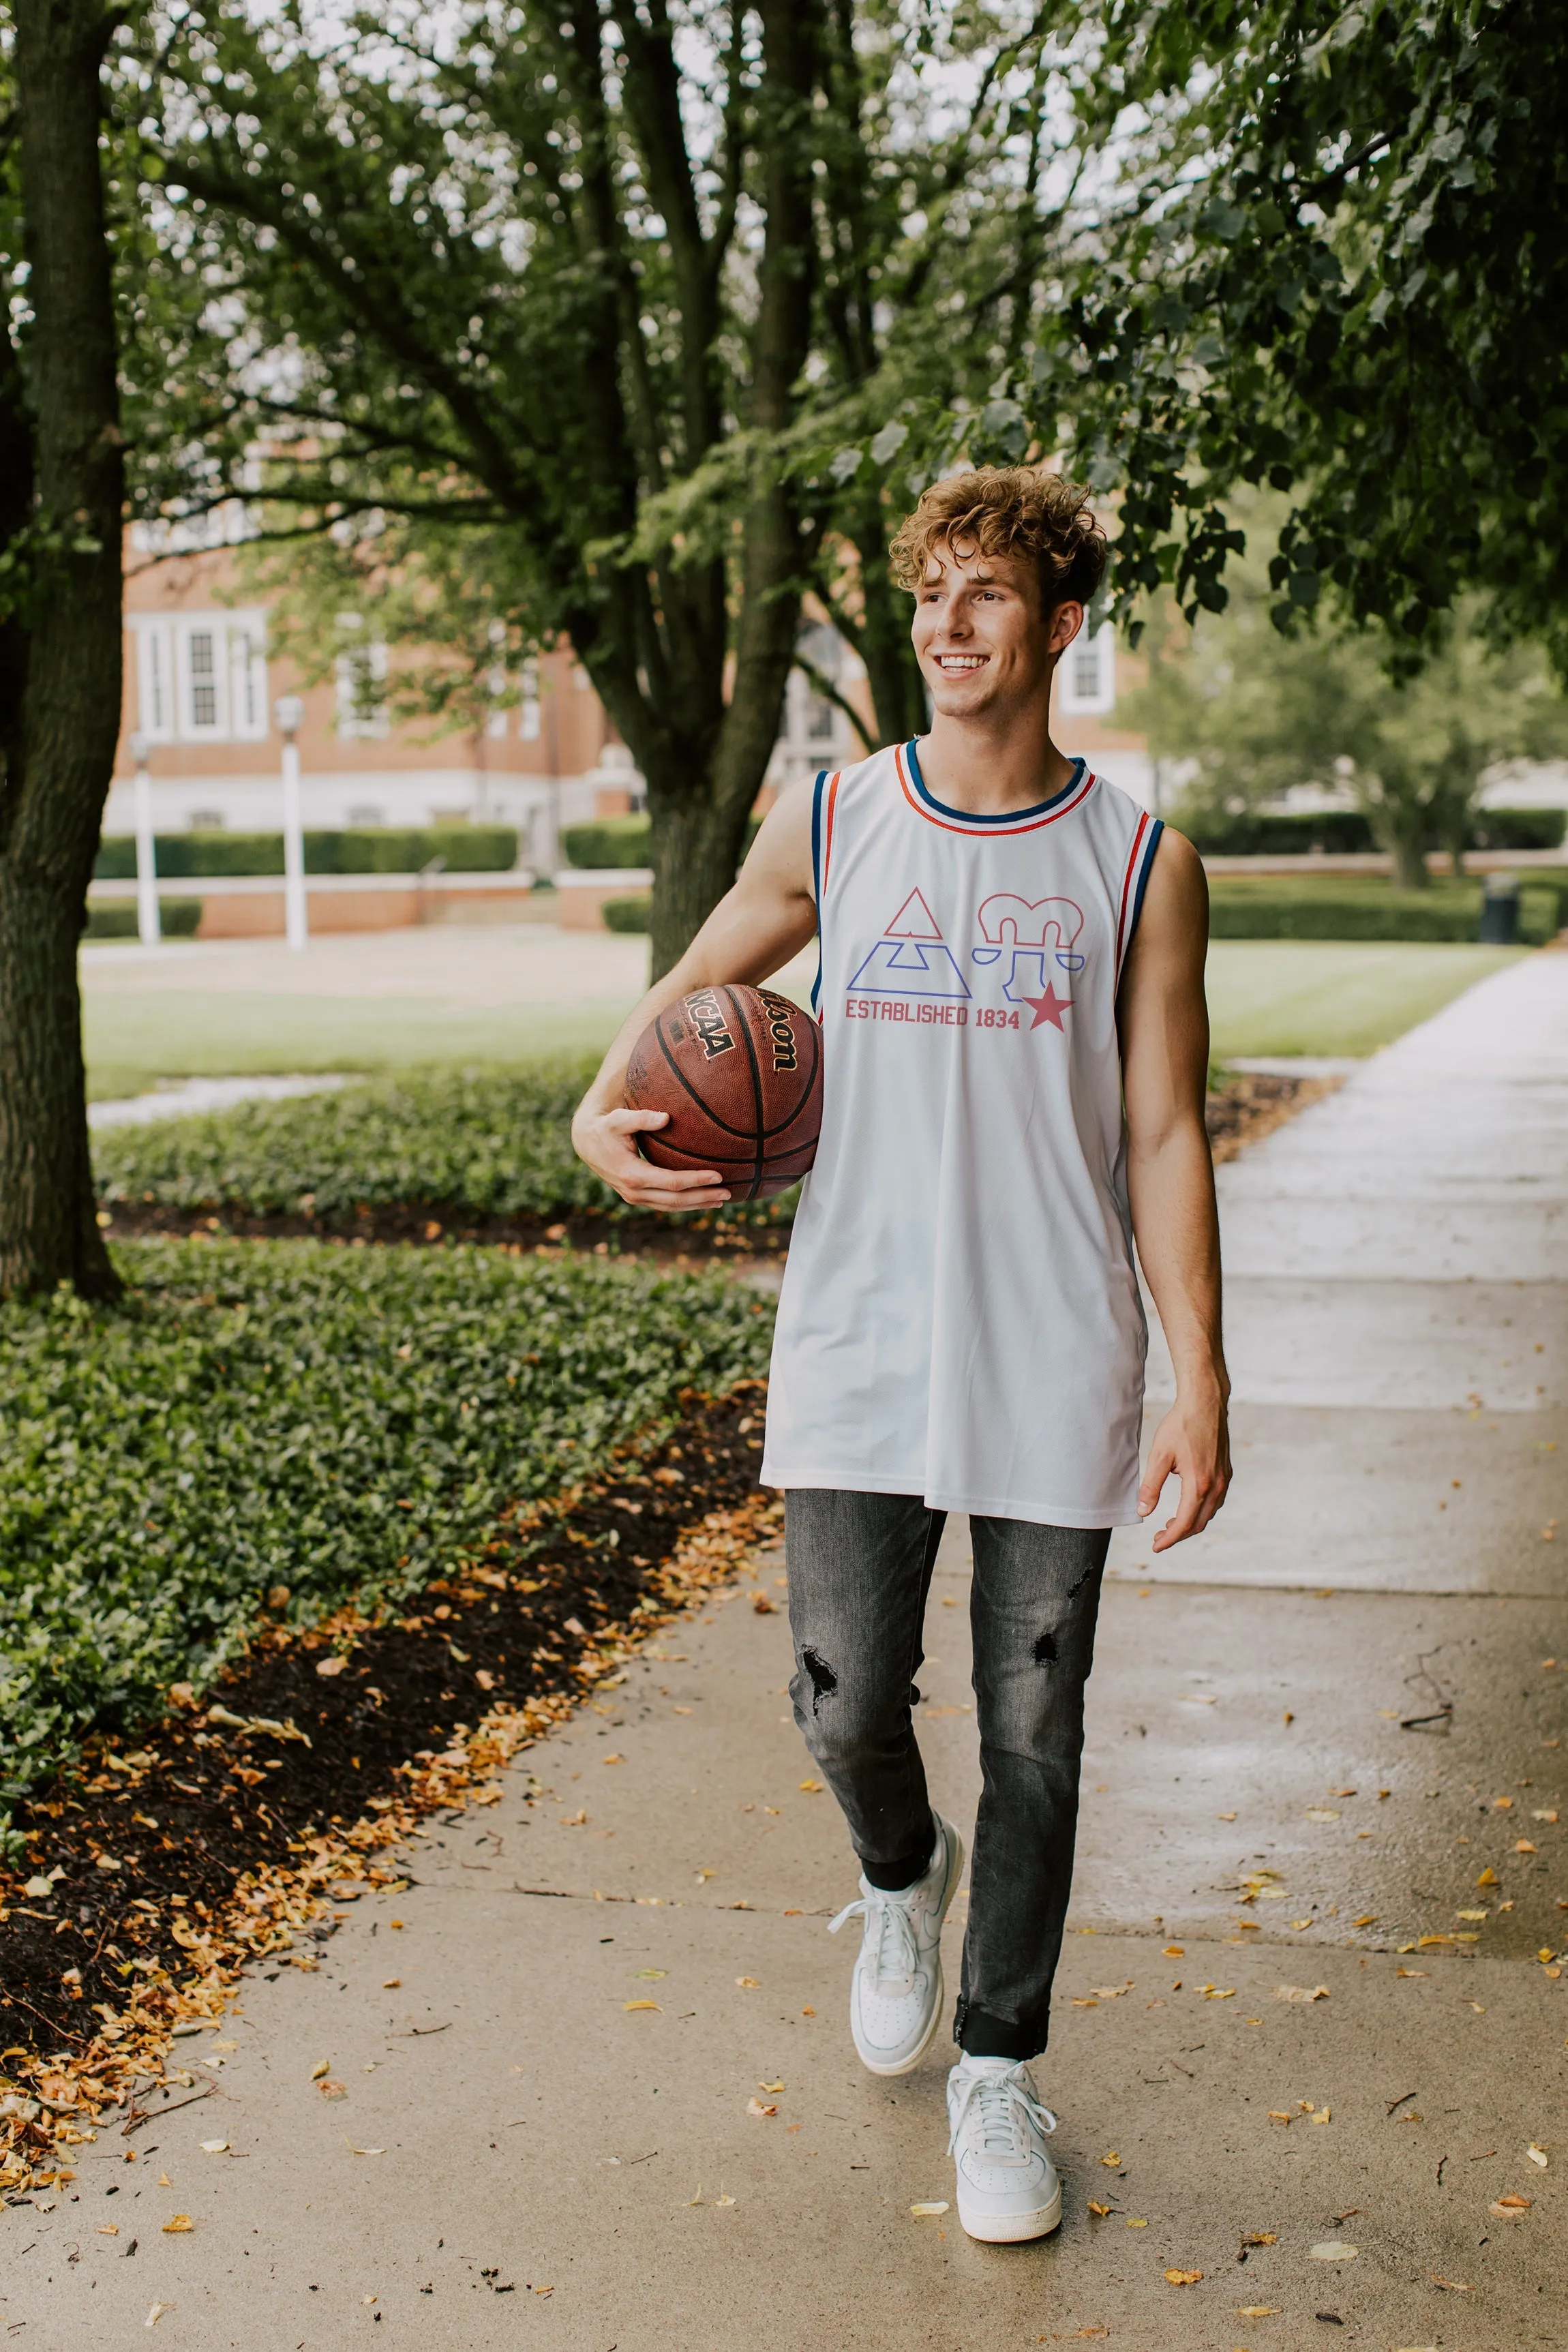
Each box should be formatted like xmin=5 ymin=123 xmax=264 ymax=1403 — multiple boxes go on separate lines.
xmin=570 ymin=1103 xmax=730 ymax=1213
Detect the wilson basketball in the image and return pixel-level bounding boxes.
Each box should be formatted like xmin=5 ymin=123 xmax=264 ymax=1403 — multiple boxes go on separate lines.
xmin=624 ymin=983 xmax=823 ymax=1199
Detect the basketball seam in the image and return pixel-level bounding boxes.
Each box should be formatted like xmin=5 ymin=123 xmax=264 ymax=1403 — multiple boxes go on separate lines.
xmin=722 ymin=983 xmax=767 ymax=1198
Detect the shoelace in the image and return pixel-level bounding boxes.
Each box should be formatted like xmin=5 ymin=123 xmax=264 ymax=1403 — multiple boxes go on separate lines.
xmin=826 ymin=1887 xmax=920 ymax=1991
xmin=948 ymin=2063 xmax=1058 ymax=2161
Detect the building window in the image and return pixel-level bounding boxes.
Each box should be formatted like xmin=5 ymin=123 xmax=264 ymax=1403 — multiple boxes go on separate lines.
xmin=132 ymin=612 xmax=269 ymax=744
xmin=1058 ymin=623 xmax=1115 ymax=716
xmin=348 ymin=804 xmax=385 ymax=828
xmin=188 ymin=629 xmax=219 ymax=729
xmin=188 ymin=810 xmax=225 ymax=831
xmin=335 ymin=631 xmax=389 ymax=739
xmin=781 ymin=622 xmax=850 ymax=756
xmin=520 ymin=657 xmax=541 ymax=741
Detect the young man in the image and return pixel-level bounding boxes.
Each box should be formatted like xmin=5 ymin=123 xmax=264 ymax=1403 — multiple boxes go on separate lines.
xmin=573 ymin=467 xmax=1230 ymax=2244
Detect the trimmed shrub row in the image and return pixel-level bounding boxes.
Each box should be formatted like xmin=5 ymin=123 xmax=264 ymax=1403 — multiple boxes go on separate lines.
xmin=92 ymin=1061 xmax=796 ymax=1231
xmin=603 ymin=894 xmax=652 ymax=933
xmin=1181 ymin=805 xmax=1565 ymax=856
xmin=93 ymin=825 xmax=519 ymax=880
xmin=85 ymin=902 xmax=202 ymax=941
xmin=1206 ymin=876 xmax=1565 ymax=943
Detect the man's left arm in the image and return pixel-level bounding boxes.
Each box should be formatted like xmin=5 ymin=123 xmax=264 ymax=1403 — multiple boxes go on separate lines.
xmin=1117 ymin=827 xmax=1231 ymax=1550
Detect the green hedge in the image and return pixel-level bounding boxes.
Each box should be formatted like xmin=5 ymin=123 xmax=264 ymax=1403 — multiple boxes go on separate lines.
xmin=559 ymin=817 xmax=650 ymax=869
xmin=558 ymin=814 xmax=764 ymax=870
xmin=1207 ymin=877 xmax=1564 ymax=944
xmin=93 ymin=825 xmax=518 ymax=880
xmin=85 ymin=901 xmax=202 ymax=941
xmin=1181 ymin=806 xmax=1565 ymax=856
xmin=0 ymin=1240 xmax=774 ymax=1825
xmin=93 ymin=1061 xmax=797 ymax=1229
xmin=603 ymin=894 xmax=652 ymax=933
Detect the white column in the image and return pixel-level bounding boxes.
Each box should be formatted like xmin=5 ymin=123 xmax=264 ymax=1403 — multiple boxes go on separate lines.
xmin=129 ymin=731 xmax=160 ymax=946
xmin=275 ymin=694 xmax=308 ymax=951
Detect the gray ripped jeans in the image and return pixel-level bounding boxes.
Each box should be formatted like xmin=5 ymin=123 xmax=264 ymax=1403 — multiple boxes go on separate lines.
xmin=784 ymin=1489 xmax=1108 ymax=2062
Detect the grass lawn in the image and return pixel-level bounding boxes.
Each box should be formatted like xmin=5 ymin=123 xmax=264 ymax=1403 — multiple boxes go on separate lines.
xmin=80 ymin=928 xmax=1528 ymax=1098
xmin=1204 ymin=940 xmax=1526 ymax=1058
xmin=84 ymin=988 xmax=631 ymax=1101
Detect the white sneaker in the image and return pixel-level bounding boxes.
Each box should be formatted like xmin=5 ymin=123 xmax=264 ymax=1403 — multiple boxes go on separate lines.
xmin=826 ymin=1813 xmax=965 ymax=2077
xmin=946 ymin=2054 xmax=1062 ymax=2243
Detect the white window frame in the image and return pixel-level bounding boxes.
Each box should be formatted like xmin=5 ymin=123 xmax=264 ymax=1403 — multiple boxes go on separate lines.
xmin=130 ymin=609 xmax=270 ymax=744
xmin=519 ymin=657 xmax=542 ymax=740
xmin=335 ymin=637 xmax=390 ymax=740
xmin=1058 ymin=621 xmax=1115 ymax=716
xmin=132 ymin=620 xmax=175 ymax=743
xmin=227 ymin=618 xmax=269 ymax=741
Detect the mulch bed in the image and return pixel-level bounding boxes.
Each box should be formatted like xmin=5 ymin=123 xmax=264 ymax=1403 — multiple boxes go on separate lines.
xmin=0 ymin=1386 xmax=781 ymax=2198
xmin=1205 ymin=1070 xmax=1340 ymax=1162
xmin=95 ymin=1076 xmax=1330 ymax=1254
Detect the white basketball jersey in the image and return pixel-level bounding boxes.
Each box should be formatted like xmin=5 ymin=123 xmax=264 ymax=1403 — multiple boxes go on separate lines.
xmin=760 ymin=738 xmax=1164 ymax=1527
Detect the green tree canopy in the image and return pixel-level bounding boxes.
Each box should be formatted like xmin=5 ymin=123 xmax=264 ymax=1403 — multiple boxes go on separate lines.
xmin=135 ymin=0 xmax=1123 ymax=969
xmin=1053 ymin=0 xmax=1568 ymax=665
xmin=1121 ymin=526 xmax=1568 ymax=886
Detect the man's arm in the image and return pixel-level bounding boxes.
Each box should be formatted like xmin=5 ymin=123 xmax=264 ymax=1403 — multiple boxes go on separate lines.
xmin=570 ymin=781 xmax=819 ymax=1211
xmin=1117 ymin=828 xmax=1232 ymax=1550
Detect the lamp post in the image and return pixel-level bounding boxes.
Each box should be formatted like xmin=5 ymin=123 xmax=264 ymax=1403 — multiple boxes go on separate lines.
xmin=128 ymin=730 xmax=160 ymax=946
xmin=275 ymin=693 xmax=307 ymax=950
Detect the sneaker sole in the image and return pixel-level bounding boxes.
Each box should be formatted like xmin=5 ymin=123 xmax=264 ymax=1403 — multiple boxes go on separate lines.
xmin=849 ymin=1818 xmax=966 ymax=2079
xmin=955 ymin=2180 xmax=1063 ymax=2244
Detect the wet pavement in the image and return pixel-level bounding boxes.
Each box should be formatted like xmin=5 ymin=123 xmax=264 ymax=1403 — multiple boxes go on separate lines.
xmin=5 ymin=954 xmax=1565 ymax=2350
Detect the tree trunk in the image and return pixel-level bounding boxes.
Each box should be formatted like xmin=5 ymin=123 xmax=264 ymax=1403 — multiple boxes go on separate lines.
xmin=644 ymin=770 xmax=755 ymax=982
xmin=855 ymin=540 xmax=926 ymax=749
xmin=1 ymin=0 xmax=125 ymax=1298
xmin=1368 ymin=798 xmax=1432 ymax=890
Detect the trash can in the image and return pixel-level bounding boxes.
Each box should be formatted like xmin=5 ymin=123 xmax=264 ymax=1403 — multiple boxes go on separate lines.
xmin=1478 ymin=873 xmax=1519 ymax=944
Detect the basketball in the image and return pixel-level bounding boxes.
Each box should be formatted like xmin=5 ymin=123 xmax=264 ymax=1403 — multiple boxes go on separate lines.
xmin=624 ymin=983 xmax=823 ymax=1199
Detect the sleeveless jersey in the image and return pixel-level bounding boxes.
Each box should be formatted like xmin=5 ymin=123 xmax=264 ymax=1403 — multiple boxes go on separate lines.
xmin=759 ymin=738 xmax=1164 ymax=1528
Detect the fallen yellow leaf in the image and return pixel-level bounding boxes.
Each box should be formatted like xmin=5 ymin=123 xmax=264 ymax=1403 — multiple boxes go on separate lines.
xmin=759 ymin=2080 xmax=784 ymax=2094
xmin=161 ymin=2215 xmax=194 ymax=2235
xmin=746 ymin=2098 xmax=777 ymax=2117
xmin=97 ymin=2224 xmax=119 ymax=2236
xmin=1162 ymin=1944 xmax=1185 ymax=1957
xmin=623 ymin=2000 xmax=661 ymax=2012
xmin=198 ymin=2139 xmax=228 ymax=2154
xmin=1164 ymin=2267 xmax=1203 ymax=2285
xmin=1087 ymin=2199 xmax=1112 ymax=2217
xmin=1237 ymin=2307 xmax=1281 ymax=2319
xmin=1526 ymin=2146 xmax=1549 ymax=2168
xmin=1273 ymin=1983 xmax=1329 ymax=2002
xmin=1100 ymin=2152 xmax=1121 ymax=2167
xmin=734 ymin=1976 xmax=760 ymax=1989
xmin=909 ymin=2201 xmax=949 ymax=2217
xmin=799 ymin=1779 xmax=822 ymax=1792
xmin=382 ymin=1977 xmax=401 ymax=1989
xmin=1241 ymin=2233 xmax=1278 ymax=2246
xmin=1125 ymin=2215 xmax=1148 ymax=2227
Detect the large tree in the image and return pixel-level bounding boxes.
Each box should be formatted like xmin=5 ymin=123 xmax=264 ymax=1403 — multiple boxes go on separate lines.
xmin=0 ymin=0 xmax=126 ymax=1297
xmin=138 ymin=3 xmax=1113 ymax=972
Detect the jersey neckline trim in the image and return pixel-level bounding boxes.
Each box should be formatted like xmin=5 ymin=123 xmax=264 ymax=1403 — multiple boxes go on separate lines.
xmin=897 ymin=740 xmax=1095 ymax=833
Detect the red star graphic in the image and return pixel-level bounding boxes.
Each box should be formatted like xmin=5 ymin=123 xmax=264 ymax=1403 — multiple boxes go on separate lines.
xmin=1023 ymin=983 xmax=1071 ymax=1031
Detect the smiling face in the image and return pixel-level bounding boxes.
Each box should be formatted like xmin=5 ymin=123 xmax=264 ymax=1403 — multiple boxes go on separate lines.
xmin=910 ymin=541 xmax=1084 ymax=721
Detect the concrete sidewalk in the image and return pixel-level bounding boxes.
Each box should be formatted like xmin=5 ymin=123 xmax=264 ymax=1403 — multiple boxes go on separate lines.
xmin=8 ymin=960 xmax=1567 ymax=2350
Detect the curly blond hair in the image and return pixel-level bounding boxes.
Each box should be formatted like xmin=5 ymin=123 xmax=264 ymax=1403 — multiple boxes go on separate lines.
xmin=888 ymin=466 xmax=1107 ymax=612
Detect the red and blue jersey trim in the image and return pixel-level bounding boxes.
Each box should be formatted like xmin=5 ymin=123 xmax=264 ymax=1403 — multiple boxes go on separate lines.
xmin=809 ymin=767 xmax=843 ymax=1016
xmin=896 ymin=740 xmax=1096 ymax=834
xmin=1115 ymin=811 xmax=1165 ymax=975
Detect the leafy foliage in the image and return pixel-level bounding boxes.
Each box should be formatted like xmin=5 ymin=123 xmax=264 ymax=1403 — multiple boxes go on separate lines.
xmin=0 ymin=1239 xmax=774 ymax=1822
xmin=1121 ymin=528 xmax=1568 ymax=884
xmin=1057 ymin=0 xmax=1568 ymax=662
xmin=91 ymin=1061 xmax=795 ymax=1228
